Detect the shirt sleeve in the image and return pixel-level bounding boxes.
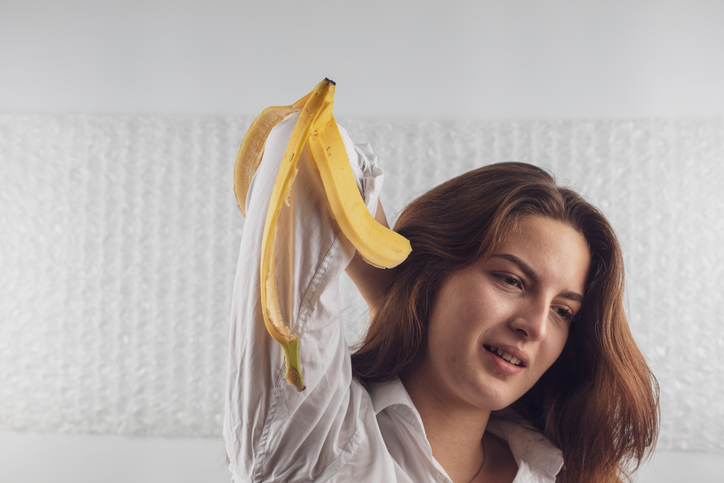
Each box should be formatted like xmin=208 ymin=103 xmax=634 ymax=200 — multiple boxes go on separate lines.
xmin=223 ymin=113 xmax=384 ymax=482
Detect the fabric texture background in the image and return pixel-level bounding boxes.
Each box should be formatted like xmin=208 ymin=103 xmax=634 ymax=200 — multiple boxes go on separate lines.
xmin=0 ymin=115 xmax=722 ymax=452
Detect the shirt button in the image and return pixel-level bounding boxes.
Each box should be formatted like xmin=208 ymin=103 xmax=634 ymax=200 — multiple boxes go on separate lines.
xmin=435 ymin=473 xmax=445 ymax=482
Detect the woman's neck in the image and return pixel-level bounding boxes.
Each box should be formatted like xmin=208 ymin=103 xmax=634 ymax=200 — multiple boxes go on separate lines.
xmin=402 ymin=371 xmax=490 ymax=482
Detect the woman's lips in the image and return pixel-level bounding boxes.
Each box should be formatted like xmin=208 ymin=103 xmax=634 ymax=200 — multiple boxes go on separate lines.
xmin=483 ymin=344 xmax=527 ymax=375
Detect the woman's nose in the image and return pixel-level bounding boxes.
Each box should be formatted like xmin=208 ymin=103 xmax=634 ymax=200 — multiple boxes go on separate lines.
xmin=510 ymin=299 xmax=548 ymax=341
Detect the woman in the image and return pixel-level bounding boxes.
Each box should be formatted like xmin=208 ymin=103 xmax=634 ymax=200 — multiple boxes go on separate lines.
xmin=223 ymin=113 xmax=659 ymax=482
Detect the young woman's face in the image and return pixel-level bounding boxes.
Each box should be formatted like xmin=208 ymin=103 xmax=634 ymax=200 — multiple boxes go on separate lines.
xmin=419 ymin=215 xmax=591 ymax=412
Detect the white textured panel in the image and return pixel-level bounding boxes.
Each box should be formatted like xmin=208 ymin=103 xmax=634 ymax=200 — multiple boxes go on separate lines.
xmin=0 ymin=116 xmax=246 ymax=436
xmin=1 ymin=116 xmax=722 ymax=451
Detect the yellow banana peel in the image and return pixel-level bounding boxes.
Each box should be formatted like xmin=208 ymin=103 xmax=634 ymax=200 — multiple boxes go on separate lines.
xmin=234 ymin=91 xmax=311 ymax=216
xmin=307 ymin=116 xmax=412 ymax=269
xmin=235 ymin=78 xmax=412 ymax=391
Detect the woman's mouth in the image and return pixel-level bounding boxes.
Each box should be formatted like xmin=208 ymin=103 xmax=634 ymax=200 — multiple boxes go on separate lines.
xmin=483 ymin=344 xmax=525 ymax=367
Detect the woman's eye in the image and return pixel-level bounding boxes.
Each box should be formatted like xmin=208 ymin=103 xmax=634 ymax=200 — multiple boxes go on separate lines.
xmin=554 ymin=307 xmax=575 ymax=321
xmin=495 ymin=274 xmax=522 ymax=288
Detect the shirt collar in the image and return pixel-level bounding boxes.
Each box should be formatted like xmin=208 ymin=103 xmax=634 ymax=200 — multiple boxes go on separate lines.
xmin=486 ymin=414 xmax=564 ymax=480
xmin=368 ymin=377 xmax=427 ymax=436
xmin=369 ymin=377 xmax=416 ymax=415
xmin=368 ymin=377 xmax=564 ymax=481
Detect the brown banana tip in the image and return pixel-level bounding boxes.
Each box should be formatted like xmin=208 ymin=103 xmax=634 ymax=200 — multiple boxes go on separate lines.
xmin=325 ymin=77 xmax=336 ymax=86
xmin=285 ymin=367 xmax=306 ymax=392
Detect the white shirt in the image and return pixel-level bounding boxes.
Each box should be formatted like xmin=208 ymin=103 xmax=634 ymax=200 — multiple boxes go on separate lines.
xmin=223 ymin=114 xmax=564 ymax=482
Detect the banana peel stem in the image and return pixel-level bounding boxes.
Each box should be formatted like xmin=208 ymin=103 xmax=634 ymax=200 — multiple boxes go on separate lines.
xmin=281 ymin=339 xmax=305 ymax=391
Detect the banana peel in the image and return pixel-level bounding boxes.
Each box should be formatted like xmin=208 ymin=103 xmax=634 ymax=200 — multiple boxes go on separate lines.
xmin=235 ymin=78 xmax=412 ymax=391
xmin=307 ymin=116 xmax=412 ymax=269
xmin=234 ymin=91 xmax=311 ymax=217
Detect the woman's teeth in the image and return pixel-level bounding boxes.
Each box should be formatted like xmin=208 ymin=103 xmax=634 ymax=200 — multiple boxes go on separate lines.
xmin=486 ymin=345 xmax=523 ymax=366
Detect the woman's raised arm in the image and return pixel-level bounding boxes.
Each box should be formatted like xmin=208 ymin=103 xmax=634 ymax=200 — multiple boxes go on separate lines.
xmin=344 ymin=199 xmax=395 ymax=320
xmin=224 ymin=114 xmax=388 ymax=482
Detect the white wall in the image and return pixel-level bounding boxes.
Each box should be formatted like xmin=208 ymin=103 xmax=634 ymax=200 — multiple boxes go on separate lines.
xmin=2 ymin=1 xmax=723 ymax=482
xmin=2 ymin=0 xmax=724 ymax=119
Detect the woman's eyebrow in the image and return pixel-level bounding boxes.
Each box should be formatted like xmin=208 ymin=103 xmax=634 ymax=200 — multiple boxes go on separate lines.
xmin=492 ymin=254 xmax=539 ymax=283
xmin=491 ymin=253 xmax=584 ymax=303
xmin=561 ymin=291 xmax=584 ymax=303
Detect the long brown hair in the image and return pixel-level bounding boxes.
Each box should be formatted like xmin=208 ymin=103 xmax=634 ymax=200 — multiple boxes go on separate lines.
xmin=351 ymin=162 xmax=659 ymax=482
